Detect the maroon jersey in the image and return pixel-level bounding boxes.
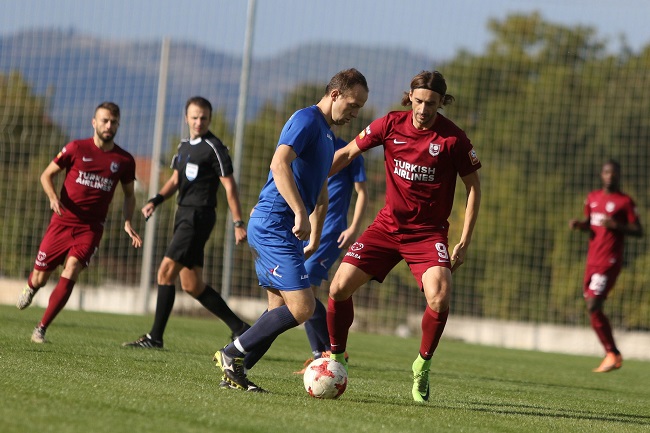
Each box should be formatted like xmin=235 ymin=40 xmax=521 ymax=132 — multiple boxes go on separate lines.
xmin=51 ymin=138 xmax=136 ymax=226
xmin=355 ymin=110 xmax=481 ymax=232
xmin=584 ymin=189 xmax=639 ymax=268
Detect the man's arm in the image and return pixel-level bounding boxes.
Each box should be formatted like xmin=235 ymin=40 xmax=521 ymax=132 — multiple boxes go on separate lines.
xmin=270 ymin=144 xmax=310 ymax=240
xmin=329 ymin=140 xmax=363 ymax=176
xmin=121 ymin=181 xmax=143 ymax=248
xmin=142 ymin=170 xmax=180 ymax=220
xmin=220 ymin=174 xmax=247 ymax=245
xmin=450 ymin=170 xmax=481 ymax=273
xmin=337 ymin=180 xmax=368 ymax=249
xmin=569 ymin=218 xmax=590 ymax=231
xmin=602 ymin=218 xmax=643 ymax=238
xmin=40 ymin=161 xmax=64 ymax=216
xmin=304 ymin=182 xmax=329 ymax=259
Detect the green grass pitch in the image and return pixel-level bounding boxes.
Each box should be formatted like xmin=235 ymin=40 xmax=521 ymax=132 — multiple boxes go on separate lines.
xmin=1 ymin=305 xmax=649 ymax=433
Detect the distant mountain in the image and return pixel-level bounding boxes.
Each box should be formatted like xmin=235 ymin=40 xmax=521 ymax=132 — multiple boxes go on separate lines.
xmin=0 ymin=29 xmax=438 ymax=155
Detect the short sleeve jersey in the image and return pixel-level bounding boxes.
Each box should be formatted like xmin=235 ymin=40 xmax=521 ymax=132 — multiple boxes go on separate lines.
xmin=172 ymin=131 xmax=234 ymax=208
xmin=322 ymin=137 xmax=366 ymax=235
xmin=584 ymin=189 xmax=640 ymax=267
xmin=254 ymin=105 xmax=334 ymax=221
xmin=355 ymin=110 xmax=480 ymax=232
xmin=52 ymin=138 xmax=136 ymax=226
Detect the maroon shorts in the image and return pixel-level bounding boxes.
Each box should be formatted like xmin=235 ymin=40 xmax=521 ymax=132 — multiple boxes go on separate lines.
xmin=34 ymin=221 xmax=103 ymax=271
xmin=582 ymin=264 xmax=621 ymax=300
xmin=341 ymin=222 xmax=450 ymax=289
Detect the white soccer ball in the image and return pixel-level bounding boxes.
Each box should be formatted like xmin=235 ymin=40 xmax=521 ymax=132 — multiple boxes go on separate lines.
xmin=303 ymin=357 xmax=348 ymax=399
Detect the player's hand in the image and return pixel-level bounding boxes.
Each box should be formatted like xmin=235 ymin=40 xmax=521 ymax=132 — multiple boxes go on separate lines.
xmin=569 ymin=219 xmax=583 ymax=230
xmin=292 ymin=213 xmax=311 ymax=241
xmin=50 ymin=198 xmax=64 ymax=216
xmin=601 ymin=217 xmax=618 ymax=230
xmin=337 ymin=228 xmax=356 ymax=250
xmin=450 ymin=242 xmax=467 ymax=273
xmin=234 ymin=226 xmax=247 ymax=245
xmin=142 ymin=202 xmax=155 ymax=221
xmin=124 ymin=222 xmax=143 ymax=248
xmin=303 ymin=241 xmax=319 ymax=259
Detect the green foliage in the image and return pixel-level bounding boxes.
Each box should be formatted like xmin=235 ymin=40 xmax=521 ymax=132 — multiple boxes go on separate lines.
xmin=439 ymin=13 xmax=649 ymax=327
xmin=0 ymin=72 xmax=68 ymax=278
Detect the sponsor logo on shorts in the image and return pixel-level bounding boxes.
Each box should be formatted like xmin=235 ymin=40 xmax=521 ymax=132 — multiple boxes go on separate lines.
xmin=35 ymin=250 xmax=47 ymax=267
xmin=269 ymin=264 xmax=282 ymax=278
xmin=300 ymin=274 xmax=309 ymax=280
xmin=318 ymin=258 xmax=329 ymax=269
xmin=349 ymin=242 xmax=364 ymax=251
xmin=346 ymin=242 xmax=363 ymax=260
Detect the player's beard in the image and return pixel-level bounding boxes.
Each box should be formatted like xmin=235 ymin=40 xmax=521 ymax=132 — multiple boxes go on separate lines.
xmin=97 ymin=130 xmax=115 ymax=143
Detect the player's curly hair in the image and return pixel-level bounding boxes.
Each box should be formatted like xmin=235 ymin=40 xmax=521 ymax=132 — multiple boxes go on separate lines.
xmin=401 ymin=70 xmax=455 ymax=106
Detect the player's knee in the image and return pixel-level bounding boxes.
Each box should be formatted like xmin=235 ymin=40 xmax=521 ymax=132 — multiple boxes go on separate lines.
xmin=329 ymin=276 xmax=355 ymax=301
xmin=181 ymin=283 xmax=204 ymax=297
xmin=30 ymin=270 xmax=50 ymax=288
xmin=294 ymin=303 xmax=316 ymax=324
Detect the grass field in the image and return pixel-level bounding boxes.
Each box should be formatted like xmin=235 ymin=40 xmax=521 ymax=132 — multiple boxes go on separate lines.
xmin=1 ymin=305 xmax=649 ymax=433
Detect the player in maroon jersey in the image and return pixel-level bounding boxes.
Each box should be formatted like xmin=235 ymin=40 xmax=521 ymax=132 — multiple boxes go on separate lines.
xmin=569 ymin=159 xmax=642 ymax=372
xmin=325 ymin=70 xmax=481 ymax=402
xmin=16 ymin=102 xmax=142 ymax=343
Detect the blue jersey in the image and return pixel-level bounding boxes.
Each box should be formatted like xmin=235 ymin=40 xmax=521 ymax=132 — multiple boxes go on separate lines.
xmin=253 ymin=106 xmax=335 ymax=223
xmin=248 ymin=105 xmax=334 ymax=291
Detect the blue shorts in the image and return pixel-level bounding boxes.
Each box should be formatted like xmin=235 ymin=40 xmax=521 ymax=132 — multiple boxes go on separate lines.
xmin=247 ymin=216 xmax=310 ymax=291
xmin=304 ymin=231 xmax=343 ymax=286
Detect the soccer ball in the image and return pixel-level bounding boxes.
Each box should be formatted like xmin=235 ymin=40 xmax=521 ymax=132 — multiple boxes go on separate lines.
xmin=303 ymin=357 xmax=347 ymax=399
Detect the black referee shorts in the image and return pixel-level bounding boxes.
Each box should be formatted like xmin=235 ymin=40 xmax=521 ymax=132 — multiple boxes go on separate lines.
xmin=164 ymin=206 xmax=216 ymax=268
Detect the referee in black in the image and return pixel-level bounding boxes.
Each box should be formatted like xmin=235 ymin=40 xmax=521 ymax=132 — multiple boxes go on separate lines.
xmin=124 ymin=96 xmax=250 ymax=348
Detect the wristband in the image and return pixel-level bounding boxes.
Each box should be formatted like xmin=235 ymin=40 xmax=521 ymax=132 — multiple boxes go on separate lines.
xmin=148 ymin=194 xmax=165 ymax=207
xmin=233 ymin=220 xmax=245 ymax=228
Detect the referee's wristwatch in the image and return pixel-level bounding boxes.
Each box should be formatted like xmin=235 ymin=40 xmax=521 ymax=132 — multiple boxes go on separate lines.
xmin=233 ymin=220 xmax=245 ymax=228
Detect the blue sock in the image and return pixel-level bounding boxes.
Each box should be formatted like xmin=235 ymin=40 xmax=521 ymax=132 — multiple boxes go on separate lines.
xmin=225 ymin=305 xmax=298 ymax=360
xmin=304 ymin=298 xmax=329 ymax=355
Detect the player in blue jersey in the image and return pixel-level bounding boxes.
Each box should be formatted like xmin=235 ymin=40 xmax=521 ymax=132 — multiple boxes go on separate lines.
xmin=293 ymin=135 xmax=367 ymax=374
xmin=213 ymin=69 xmax=369 ymax=392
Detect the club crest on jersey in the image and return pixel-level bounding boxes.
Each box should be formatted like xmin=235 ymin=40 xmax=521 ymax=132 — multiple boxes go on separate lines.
xmin=429 ymin=143 xmax=441 ymax=157
xmin=110 ymin=162 xmax=120 ymax=173
xmin=469 ymin=149 xmax=480 ymax=165
xmin=606 ymin=202 xmax=615 ymax=212
xmin=185 ymin=162 xmax=199 ymax=181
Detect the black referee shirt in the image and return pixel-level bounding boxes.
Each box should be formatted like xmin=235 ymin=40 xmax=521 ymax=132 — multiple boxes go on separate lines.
xmin=171 ymin=131 xmax=234 ymax=208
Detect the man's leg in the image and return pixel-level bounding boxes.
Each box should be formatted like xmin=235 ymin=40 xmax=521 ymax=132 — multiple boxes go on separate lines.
xmin=588 ymin=297 xmax=622 ymax=372
xmin=32 ymin=257 xmax=85 ymax=343
xmin=412 ymin=266 xmax=452 ymax=402
xmin=327 ymin=263 xmax=371 ymax=365
xmin=215 ymin=288 xmax=314 ymax=390
xmin=180 ymin=266 xmax=250 ymax=339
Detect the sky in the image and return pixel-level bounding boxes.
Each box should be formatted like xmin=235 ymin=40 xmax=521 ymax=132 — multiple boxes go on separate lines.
xmin=2 ymin=0 xmax=649 ymax=60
